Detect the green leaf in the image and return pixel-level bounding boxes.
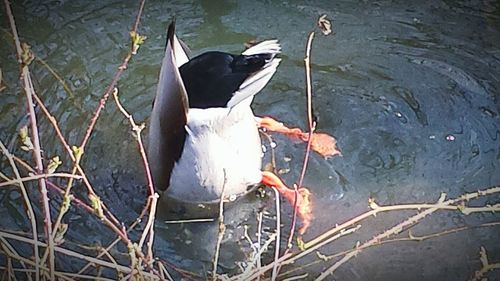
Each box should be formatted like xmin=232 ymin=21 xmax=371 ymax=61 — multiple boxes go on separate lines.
xmin=72 ymin=146 xmax=83 ymax=162
xmin=19 ymin=126 xmax=34 ymax=151
xmin=89 ymin=194 xmax=104 ymax=219
xmin=54 ymin=223 xmax=68 ymax=245
xmin=21 ymin=42 xmax=35 ymax=66
xmin=47 ymin=156 xmax=62 ymax=174
xmin=297 ymin=237 xmax=306 ymax=251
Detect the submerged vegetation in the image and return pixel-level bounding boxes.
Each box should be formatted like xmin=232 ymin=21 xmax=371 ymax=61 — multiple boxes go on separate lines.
xmin=0 ymin=0 xmax=499 ymax=280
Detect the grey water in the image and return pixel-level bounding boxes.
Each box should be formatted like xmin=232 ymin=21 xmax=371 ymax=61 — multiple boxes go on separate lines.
xmin=0 ymin=0 xmax=499 ymax=280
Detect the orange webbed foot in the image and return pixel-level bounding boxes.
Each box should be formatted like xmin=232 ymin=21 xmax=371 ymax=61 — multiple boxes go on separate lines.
xmin=257 ymin=116 xmax=341 ymax=158
xmin=261 ymin=171 xmax=312 ymax=235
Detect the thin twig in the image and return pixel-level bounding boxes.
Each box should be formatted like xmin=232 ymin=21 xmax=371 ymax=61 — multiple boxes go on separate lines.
xmin=256 ymin=211 xmax=263 ymax=281
xmin=80 ymin=0 xmax=146 ymax=150
xmin=138 ymin=194 xmax=158 ymax=257
xmin=287 ymin=30 xmax=317 ymax=249
xmin=112 ymin=86 xmax=159 ymax=266
xmin=34 ymin=57 xmax=75 ymax=98
xmin=30 ymin=76 xmax=134 ymax=271
xmin=271 ymin=188 xmax=281 ymax=281
xmin=296 ymin=31 xmax=316 ymax=195
xmin=469 ymin=247 xmax=500 ymax=281
xmin=163 ymin=218 xmax=214 ymax=224
xmin=313 ymin=187 xmax=500 ymax=280
xmin=30 ymin=78 xmax=127 ymax=257
xmin=279 ymin=225 xmax=360 ymax=268
xmin=0 ymin=231 xmax=159 ymax=279
xmin=0 ymin=173 xmax=83 ymax=188
xmin=157 ymin=261 xmax=174 ymax=281
xmin=282 ymin=273 xmax=309 ymax=281
xmin=237 ymin=233 xmax=277 ymax=281
xmin=69 ymin=0 xmax=148 ymax=243
xmin=236 ymin=186 xmax=500 ymax=280
xmin=112 ymin=88 xmax=155 ymax=196
xmin=12 ymin=156 xmax=95 ymax=213
xmin=0 ymin=265 xmax=121 ymax=281
xmin=0 ymin=235 xmax=33 ymax=281
xmin=76 ymin=198 xmax=152 ymax=275
xmin=211 ymin=179 xmax=226 ymax=280
xmin=132 ymin=0 xmax=146 ymax=35
xmin=31 ymin=79 xmax=128 ymax=262
xmin=0 ymin=140 xmax=39 ymax=281
xmin=3 ymin=1 xmax=54 ymax=278
xmin=305 ymin=186 xmax=500 ymax=250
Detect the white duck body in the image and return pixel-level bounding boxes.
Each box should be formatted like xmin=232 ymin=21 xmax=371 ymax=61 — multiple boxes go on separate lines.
xmin=148 ymin=22 xmax=280 ymax=204
xmin=167 ymin=101 xmax=262 ymax=203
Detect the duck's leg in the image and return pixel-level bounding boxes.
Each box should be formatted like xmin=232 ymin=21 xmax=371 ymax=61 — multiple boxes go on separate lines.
xmin=257 ymin=116 xmax=342 ymax=158
xmin=261 ymin=171 xmax=312 ymax=235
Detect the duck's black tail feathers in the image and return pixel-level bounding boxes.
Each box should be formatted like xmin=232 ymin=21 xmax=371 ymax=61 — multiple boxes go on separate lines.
xmin=179 ymin=40 xmax=281 ymax=109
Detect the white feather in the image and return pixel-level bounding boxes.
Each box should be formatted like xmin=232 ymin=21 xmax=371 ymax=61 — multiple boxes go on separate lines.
xmin=227 ymin=58 xmax=281 ymax=108
xmin=166 ymin=105 xmax=262 ymax=203
xmin=242 ymin=39 xmax=281 ymax=56
xmin=227 ymin=40 xmax=281 ymax=108
xmin=173 ymin=34 xmax=189 ymax=67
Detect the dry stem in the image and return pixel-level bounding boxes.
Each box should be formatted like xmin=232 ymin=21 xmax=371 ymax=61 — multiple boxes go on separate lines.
xmin=211 ymin=184 xmax=226 ymax=280
xmin=112 ymin=86 xmax=162 ymax=270
xmin=469 ymin=246 xmax=500 ymax=281
xmin=0 ymin=173 xmax=83 ymax=188
xmin=0 ymin=231 xmax=159 ymax=279
xmin=313 ymin=188 xmax=500 ymax=280
xmin=289 ymin=31 xmax=317 ymax=247
xmin=271 ymin=188 xmax=281 ymax=281
xmin=3 ymin=0 xmax=55 ymax=278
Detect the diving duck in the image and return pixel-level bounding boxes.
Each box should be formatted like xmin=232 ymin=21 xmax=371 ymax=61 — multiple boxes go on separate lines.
xmin=148 ymin=22 xmax=340 ymax=233
xmin=148 ymin=21 xmax=282 ymax=203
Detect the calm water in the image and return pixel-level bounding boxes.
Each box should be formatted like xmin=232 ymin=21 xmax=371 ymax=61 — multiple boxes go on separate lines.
xmin=1 ymin=0 xmax=499 ymax=280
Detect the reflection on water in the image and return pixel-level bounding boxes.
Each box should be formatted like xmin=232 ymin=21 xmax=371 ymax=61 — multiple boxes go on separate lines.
xmin=0 ymin=0 xmax=499 ymax=280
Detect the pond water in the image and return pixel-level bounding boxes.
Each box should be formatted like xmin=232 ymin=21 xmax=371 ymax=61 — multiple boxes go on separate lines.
xmin=0 ymin=0 xmax=499 ymax=280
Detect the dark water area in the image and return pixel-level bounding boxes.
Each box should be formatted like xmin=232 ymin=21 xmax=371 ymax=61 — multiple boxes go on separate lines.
xmin=0 ymin=0 xmax=499 ymax=280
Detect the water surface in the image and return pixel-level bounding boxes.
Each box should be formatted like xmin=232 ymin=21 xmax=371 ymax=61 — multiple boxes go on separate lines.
xmin=0 ymin=0 xmax=499 ymax=280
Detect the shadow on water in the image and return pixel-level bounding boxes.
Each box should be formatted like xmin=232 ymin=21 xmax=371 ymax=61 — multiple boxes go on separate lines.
xmin=0 ymin=0 xmax=499 ymax=280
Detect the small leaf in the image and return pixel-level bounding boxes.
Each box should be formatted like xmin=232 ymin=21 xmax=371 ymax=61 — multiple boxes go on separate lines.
xmin=316 ymin=251 xmax=329 ymax=261
xmin=130 ymin=31 xmax=146 ymax=45
xmin=0 ymin=68 xmax=5 ymax=92
xmin=19 ymin=126 xmax=34 ymax=151
xmin=61 ymin=194 xmax=73 ymax=215
xmin=54 ymin=223 xmax=68 ymax=245
xmin=21 ymin=42 xmax=35 ymax=66
xmin=19 ymin=126 xmax=28 ymax=141
xmin=317 ymin=15 xmax=332 ymax=36
xmin=297 ymin=237 xmax=305 ymax=251
xmin=72 ymin=146 xmax=83 ymax=162
xmin=368 ymin=197 xmax=379 ymax=210
xmin=479 ymin=246 xmax=488 ymax=267
xmin=89 ymin=194 xmax=104 ymax=219
xmin=47 ymin=156 xmax=62 ymax=174
xmin=130 ymin=31 xmax=147 ymax=54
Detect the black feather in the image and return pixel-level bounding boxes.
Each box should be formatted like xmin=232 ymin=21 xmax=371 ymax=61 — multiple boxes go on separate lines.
xmin=179 ymin=51 xmax=269 ymax=108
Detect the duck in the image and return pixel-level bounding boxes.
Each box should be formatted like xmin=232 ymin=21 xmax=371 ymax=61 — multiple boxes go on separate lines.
xmin=148 ymin=22 xmax=342 ymax=234
xmin=148 ymin=21 xmax=282 ymax=203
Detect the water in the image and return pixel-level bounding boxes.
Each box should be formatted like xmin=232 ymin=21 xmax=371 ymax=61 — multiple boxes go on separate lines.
xmin=1 ymin=0 xmax=499 ymax=280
